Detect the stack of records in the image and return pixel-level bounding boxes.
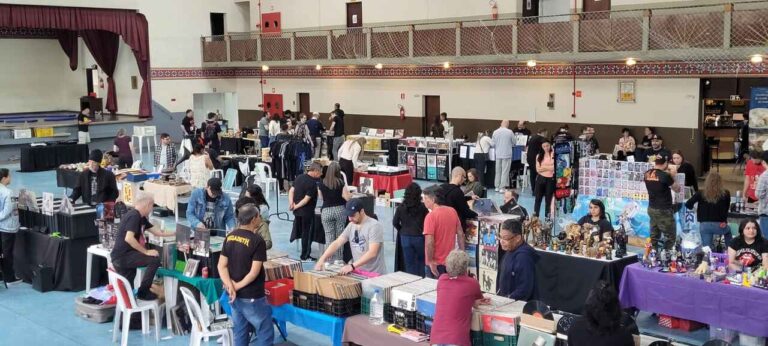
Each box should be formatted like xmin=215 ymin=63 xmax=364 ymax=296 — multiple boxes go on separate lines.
xmin=481 ymin=300 xmax=526 ymax=337
xmin=390 ymin=278 xmax=438 ymax=311
xmin=361 ymin=271 xmax=422 ymax=303
xmin=415 ymin=290 xmax=438 ymax=319
xmin=267 ymin=249 xmax=289 ymax=260
xmin=471 ymin=294 xmax=516 ymax=332
xmin=293 ymin=270 xmax=339 ymax=294
xmin=316 ymin=276 xmax=363 ymax=300
xmin=264 ymin=257 xmax=303 ymax=281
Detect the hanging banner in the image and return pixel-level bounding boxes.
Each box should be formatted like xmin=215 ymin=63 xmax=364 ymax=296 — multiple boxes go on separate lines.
xmin=748 ymin=87 xmax=768 ymax=151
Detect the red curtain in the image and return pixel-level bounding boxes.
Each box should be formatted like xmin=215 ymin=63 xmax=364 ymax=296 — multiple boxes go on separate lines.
xmin=81 ymin=30 xmax=119 ymax=114
xmin=0 ymin=4 xmax=152 ymax=117
xmin=56 ymin=30 xmax=78 ymax=71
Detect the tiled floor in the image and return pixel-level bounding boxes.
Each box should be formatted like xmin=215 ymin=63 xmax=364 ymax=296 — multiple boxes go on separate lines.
xmin=0 ymin=152 xmax=711 ymax=345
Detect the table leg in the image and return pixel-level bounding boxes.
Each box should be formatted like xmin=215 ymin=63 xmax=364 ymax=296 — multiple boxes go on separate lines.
xmin=85 ymin=251 xmax=93 ymax=292
xmin=164 ymin=276 xmax=177 ymax=331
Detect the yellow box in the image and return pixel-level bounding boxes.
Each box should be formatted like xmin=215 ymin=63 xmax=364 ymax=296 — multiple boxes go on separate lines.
xmin=33 ymin=127 xmax=54 ymax=137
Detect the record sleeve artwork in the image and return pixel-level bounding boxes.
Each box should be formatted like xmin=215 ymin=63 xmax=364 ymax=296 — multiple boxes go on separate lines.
xmin=554 ymin=141 xmax=573 ymax=199
xmin=478 ymin=220 xmax=499 ymax=293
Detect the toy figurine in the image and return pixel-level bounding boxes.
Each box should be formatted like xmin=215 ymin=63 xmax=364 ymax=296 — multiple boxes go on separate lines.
xmin=648 ymin=249 xmax=657 ymax=268
xmin=643 ymin=237 xmax=653 ymax=263
xmin=614 ymin=227 xmax=628 ymax=258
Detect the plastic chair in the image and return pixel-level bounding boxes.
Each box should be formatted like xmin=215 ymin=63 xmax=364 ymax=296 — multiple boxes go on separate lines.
xmin=131 ymin=160 xmax=143 ymax=169
xmin=133 ymin=126 xmax=157 ymax=161
xmin=253 ymin=162 xmax=278 ymax=200
xmin=518 ymin=161 xmax=530 ymax=192
xmin=223 ymin=169 xmax=237 ymax=192
xmin=339 ymin=171 xmax=358 ymax=193
xmin=180 ymin=287 xmax=233 ymax=346
xmin=108 ymin=270 xmax=160 ymax=346
xmin=210 ymin=169 xmax=224 ymax=180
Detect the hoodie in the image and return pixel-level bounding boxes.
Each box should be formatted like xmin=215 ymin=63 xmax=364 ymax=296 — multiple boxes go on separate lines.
xmin=497 ymin=241 xmax=539 ymax=300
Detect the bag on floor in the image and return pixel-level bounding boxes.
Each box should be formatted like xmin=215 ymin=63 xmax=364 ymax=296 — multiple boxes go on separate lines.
xmin=75 ymin=296 xmax=115 ymax=323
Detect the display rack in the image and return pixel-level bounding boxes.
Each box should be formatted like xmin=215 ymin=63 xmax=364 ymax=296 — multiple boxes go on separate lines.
xmin=397 ymin=137 xmax=462 ymax=182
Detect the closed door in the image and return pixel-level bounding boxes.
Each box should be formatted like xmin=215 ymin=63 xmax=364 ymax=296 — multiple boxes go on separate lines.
xmin=522 ymin=0 xmax=540 ymax=19
xmin=423 ymin=96 xmax=440 ymax=137
xmin=298 ymin=93 xmax=310 ymax=115
xmin=346 ymin=2 xmax=363 ymax=28
xmin=583 ymin=0 xmax=610 ymax=13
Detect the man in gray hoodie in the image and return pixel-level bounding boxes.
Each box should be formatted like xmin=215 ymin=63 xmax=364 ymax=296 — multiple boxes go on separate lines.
xmin=492 ymin=120 xmax=515 ymax=192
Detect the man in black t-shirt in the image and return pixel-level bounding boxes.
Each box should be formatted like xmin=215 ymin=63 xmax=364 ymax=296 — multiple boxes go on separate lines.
xmin=645 ymin=134 xmax=671 ymax=164
xmin=203 ymin=112 xmax=222 ymax=153
xmin=218 ymin=204 xmax=273 ymax=346
xmin=111 ymin=195 xmax=175 ymax=300
xmin=289 ymin=162 xmax=322 ymax=261
xmin=644 ymin=157 xmax=680 ymax=250
xmin=77 ymin=106 xmax=92 ymax=144
xmin=329 ymin=103 xmax=345 ymax=160
xmin=181 ymin=109 xmax=196 ymax=138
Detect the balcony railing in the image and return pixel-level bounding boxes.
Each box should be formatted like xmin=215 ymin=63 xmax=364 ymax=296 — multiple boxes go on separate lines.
xmin=201 ymin=1 xmax=768 ymax=66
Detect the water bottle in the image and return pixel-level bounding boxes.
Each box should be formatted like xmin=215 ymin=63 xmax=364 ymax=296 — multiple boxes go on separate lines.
xmin=369 ymin=289 xmax=384 ymax=325
xmin=735 ymin=190 xmax=742 ymax=212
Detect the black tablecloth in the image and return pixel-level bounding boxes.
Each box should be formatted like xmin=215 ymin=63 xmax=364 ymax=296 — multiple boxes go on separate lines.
xmin=14 ymin=229 xmax=105 ymax=291
xmin=20 ymin=144 xmax=89 ymax=172
xmin=534 ymin=250 xmax=638 ymax=314
xmin=220 ymin=137 xmax=244 ymax=155
xmin=56 ymin=168 xmax=81 ymax=189
xmin=19 ymin=208 xmax=98 ymax=239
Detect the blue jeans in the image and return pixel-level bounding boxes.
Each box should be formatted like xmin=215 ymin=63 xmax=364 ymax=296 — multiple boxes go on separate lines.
xmin=425 ymin=264 xmax=447 ymax=279
xmin=400 ymin=234 xmax=425 ymax=277
xmin=699 ymin=221 xmax=732 ymax=250
xmin=259 ymin=136 xmax=269 ymax=149
xmin=231 ymin=297 xmax=274 ymax=346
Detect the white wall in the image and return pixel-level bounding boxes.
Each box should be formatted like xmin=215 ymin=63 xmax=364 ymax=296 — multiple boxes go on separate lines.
xmin=0 ymin=39 xmax=82 ymax=113
xmin=235 ymin=77 xmax=700 ymax=129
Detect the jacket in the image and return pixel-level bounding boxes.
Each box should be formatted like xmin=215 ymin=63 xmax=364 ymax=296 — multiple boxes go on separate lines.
xmin=153 ymin=143 xmax=178 ymax=170
xmin=70 ymin=168 xmax=119 ymax=205
xmin=497 ymin=242 xmax=539 ymax=300
xmin=0 ymin=184 xmax=19 ymax=233
xmin=439 ymin=183 xmax=477 ymax=227
xmin=186 ymin=188 xmax=236 ymax=230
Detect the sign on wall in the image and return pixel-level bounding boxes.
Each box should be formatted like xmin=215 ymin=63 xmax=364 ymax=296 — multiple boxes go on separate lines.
xmin=749 ymin=87 xmax=768 ymax=151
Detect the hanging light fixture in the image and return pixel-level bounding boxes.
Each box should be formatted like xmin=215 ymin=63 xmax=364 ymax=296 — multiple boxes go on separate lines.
xmin=625 ymin=58 xmax=637 ymax=66
xmin=526 ymin=60 xmax=537 ymax=67
xmin=315 ymin=64 xmax=322 ymax=70
xmin=750 ymin=54 xmax=764 ymax=64
xmin=375 ymin=63 xmax=383 ymax=69
xmin=443 ymin=61 xmax=451 ymax=69
xmin=261 ymin=65 xmax=269 ymax=71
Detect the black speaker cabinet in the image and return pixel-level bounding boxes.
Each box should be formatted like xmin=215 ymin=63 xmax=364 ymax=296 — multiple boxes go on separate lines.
xmin=32 ymin=266 xmax=54 ymax=293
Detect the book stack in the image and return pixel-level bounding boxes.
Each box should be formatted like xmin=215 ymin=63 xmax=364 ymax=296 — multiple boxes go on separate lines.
xmin=390 ymin=278 xmax=438 ymax=311
xmin=361 ymin=271 xmax=422 ymax=304
xmin=264 ymin=257 xmax=303 ymax=281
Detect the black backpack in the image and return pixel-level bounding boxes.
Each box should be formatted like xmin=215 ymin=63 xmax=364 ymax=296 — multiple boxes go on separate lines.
xmin=204 ymin=121 xmax=218 ymax=142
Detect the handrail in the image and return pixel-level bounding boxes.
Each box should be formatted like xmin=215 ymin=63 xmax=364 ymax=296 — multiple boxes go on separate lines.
xmin=206 ymin=0 xmax=765 ymax=39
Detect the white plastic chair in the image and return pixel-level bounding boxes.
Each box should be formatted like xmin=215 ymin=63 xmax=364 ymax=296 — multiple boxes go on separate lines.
xmin=108 ymin=270 xmax=160 ymax=346
xmin=210 ymin=169 xmax=224 ymax=180
xmin=339 ymin=171 xmax=359 ymax=193
xmin=180 ymin=287 xmax=233 ymax=346
xmin=518 ymin=161 xmax=530 ymax=192
xmin=253 ymin=162 xmax=278 ymax=200
xmin=131 ymin=160 xmax=143 ymax=169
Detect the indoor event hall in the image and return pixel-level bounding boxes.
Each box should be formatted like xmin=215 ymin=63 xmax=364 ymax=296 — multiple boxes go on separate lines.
xmin=0 ymin=0 xmax=767 ymax=345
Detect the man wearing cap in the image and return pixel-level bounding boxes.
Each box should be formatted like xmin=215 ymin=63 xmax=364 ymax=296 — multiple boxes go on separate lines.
xmin=70 ymin=149 xmax=119 ymax=206
xmin=644 ymin=134 xmax=671 ymax=164
xmin=497 ymin=219 xmax=539 ymax=300
xmin=289 ymin=162 xmax=323 ymax=261
xmin=423 ymin=185 xmax=465 ymax=278
xmin=754 ymin=151 xmax=768 ymax=231
xmin=187 ymin=177 xmax=236 ymax=235
xmin=644 ymin=157 xmax=681 ymax=250
xmin=314 ymin=198 xmax=387 ymax=274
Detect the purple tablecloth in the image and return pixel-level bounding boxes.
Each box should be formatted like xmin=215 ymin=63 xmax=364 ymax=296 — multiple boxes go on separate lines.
xmin=619 ymin=263 xmax=768 ymax=337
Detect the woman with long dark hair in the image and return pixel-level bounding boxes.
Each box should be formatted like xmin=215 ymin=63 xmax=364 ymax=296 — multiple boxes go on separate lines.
xmin=393 ymin=183 xmax=429 ymax=276
xmin=188 ymin=142 xmax=213 ymax=188
xmin=238 ymin=184 xmax=270 ymax=217
xmin=567 ymin=281 xmax=634 ymax=346
xmin=577 ymin=199 xmax=613 ymax=240
xmin=533 ymin=140 xmax=555 ymax=218
xmin=319 ymin=162 xmax=351 ymax=261
xmin=671 ymin=150 xmax=698 ymax=192
xmin=685 ymin=171 xmax=730 ymax=249
xmin=728 ymin=218 xmax=768 ymax=272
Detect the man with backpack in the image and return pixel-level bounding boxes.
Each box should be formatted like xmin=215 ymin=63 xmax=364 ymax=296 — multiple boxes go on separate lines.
xmin=204 ymin=112 xmax=222 ymax=154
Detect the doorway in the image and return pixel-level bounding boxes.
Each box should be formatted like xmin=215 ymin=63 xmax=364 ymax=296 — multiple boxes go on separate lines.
xmin=298 ymin=93 xmax=310 ymax=115
xmin=210 ymin=13 xmax=225 ymax=37
xmin=423 ymin=95 xmax=440 ymax=137
xmin=346 ymin=2 xmax=363 ymax=28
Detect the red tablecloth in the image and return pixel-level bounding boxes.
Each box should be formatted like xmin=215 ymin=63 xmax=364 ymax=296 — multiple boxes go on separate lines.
xmin=353 ymin=172 xmax=413 ymax=196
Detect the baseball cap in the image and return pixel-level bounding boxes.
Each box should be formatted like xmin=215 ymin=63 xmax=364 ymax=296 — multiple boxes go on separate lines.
xmin=655 ymin=157 xmax=667 ymax=165
xmin=343 ymin=199 xmax=365 ymax=218
xmin=651 ymin=134 xmax=663 ymax=141
xmin=207 ymin=177 xmax=223 ymax=196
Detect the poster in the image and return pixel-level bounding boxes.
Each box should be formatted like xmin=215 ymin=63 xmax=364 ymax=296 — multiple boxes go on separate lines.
xmin=618 ymin=80 xmax=636 ymax=103
xmin=749 ymin=87 xmax=768 ymax=151
xmin=571 ymin=195 xmax=690 ymax=240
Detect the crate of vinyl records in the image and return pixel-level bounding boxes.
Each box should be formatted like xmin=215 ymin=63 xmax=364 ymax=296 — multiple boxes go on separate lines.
xmin=315 ymin=275 xmax=363 ymax=317
xmin=291 ymin=270 xmax=343 ymax=312
xmin=471 ymin=294 xmax=516 ymax=334
xmin=390 ymin=278 xmax=437 ymax=328
xmin=361 ymin=271 xmax=421 ymax=315
xmin=415 ymin=290 xmax=438 ymax=334
xmin=264 ymin=257 xmax=303 ymax=281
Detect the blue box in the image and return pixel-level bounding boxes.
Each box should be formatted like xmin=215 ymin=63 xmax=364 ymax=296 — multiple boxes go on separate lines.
xmin=125 ymin=173 xmax=147 ymax=182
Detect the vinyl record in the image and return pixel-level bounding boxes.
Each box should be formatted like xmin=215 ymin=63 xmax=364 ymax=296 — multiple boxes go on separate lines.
xmin=556 ymin=311 xmax=579 ymax=336
xmin=523 ymin=300 xmax=554 ymax=320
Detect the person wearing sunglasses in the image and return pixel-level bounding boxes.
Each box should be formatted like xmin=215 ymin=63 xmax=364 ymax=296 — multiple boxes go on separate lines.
xmin=314 ymin=198 xmax=387 ymax=275
xmin=497 ymin=219 xmax=539 ymax=300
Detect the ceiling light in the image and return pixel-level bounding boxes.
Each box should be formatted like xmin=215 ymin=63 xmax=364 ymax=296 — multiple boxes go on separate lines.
xmin=625 ymin=58 xmax=637 ymax=66
xmin=315 ymin=64 xmax=322 ymax=70
xmin=443 ymin=61 xmax=451 ymax=69
xmin=261 ymin=65 xmax=269 ymax=71
xmin=375 ymin=63 xmax=383 ymax=69
xmin=750 ymin=54 xmax=763 ymax=64
xmin=526 ymin=60 xmax=536 ymax=67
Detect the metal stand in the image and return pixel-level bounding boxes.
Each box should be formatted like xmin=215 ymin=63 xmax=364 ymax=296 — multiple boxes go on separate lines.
xmin=268 ymin=180 xmax=292 ymax=222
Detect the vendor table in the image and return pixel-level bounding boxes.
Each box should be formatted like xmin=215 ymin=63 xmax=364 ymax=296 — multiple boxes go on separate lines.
xmin=352 ymin=172 xmax=413 ymax=196
xmin=220 ymin=137 xmax=244 ymax=155
xmin=534 ymin=249 xmax=638 ymax=314
xmin=157 ymin=267 xmax=222 ymax=331
xmin=14 ymin=228 xmax=103 ymax=291
xmin=272 ymin=304 xmax=346 ymax=346
xmin=142 ymin=181 xmax=193 ymax=222
xmin=18 ymin=203 xmax=98 ymax=239
xmin=56 ymin=168 xmax=81 ymax=190
xmin=342 ymin=314 xmax=429 ymax=346
xmin=20 ymin=143 xmax=89 ymax=172
xmin=619 ymin=263 xmax=768 ymax=338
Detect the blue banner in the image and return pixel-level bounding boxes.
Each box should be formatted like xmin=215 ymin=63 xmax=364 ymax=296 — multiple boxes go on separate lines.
xmin=570 ymin=195 xmax=692 ymax=239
